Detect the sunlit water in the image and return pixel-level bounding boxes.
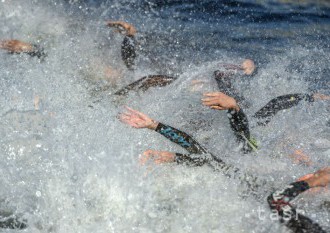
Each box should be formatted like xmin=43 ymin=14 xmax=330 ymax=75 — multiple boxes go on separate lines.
xmin=0 ymin=0 xmax=329 ymax=232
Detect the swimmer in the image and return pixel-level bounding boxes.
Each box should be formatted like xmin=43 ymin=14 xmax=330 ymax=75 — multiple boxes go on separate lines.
xmin=267 ymin=167 xmax=330 ymax=232
xmin=202 ymin=90 xmax=329 ymax=154
xmin=202 ymin=65 xmax=330 ymax=153
xmin=119 ymin=107 xmax=327 ymax=230
xmin=0 ymin=39 xmax=46 ymax=59
xmin=106 ymin=21 xmax=137 ymax=70
xmin=119 ymin=106 xmax=264 ymax=194
xmin=212 ymin=60 xmax=329 ymax=125
xmin=114 ymin=75 xmax=177 ymax=96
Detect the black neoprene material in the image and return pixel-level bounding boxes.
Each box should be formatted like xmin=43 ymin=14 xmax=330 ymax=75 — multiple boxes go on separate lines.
xmin=155 ymin=122 xmax=207 ymax=154
xmin=254 ymin=93 xmax=315 ymax=125
xmin=154 ymin=122 xmax=263 ymax=194
xmin=121 ymin=35 xmax=136 ymax=69
xmin=227 ymin=109 xmax=253 ymax=153
xmin=114 ymin=75 xmax=177 ymax=96
xmin=214 ymin=70 xmax=246 ymax=104
xmin=267 ymin=181 xmax=326 ymax=233
xmin=26 ymin=45 xmax=47 ymax=59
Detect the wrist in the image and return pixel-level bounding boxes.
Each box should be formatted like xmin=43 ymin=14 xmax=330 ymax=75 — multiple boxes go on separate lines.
xmin=148 ymin=120 xmax=159 ymax=130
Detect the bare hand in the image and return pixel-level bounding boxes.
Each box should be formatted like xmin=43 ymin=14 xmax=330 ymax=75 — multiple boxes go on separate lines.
xmin=105 ymin=21 xmax=136 ymax=36
xmin=301 ymin=167 xmax=330 ymax=188
xmin=0 ymin=40 xmax=34 ymax=53
xmin=202 ymin=92 xmax=239 ymax=111
xmin=289 ymin=149 xmax=312 ymax=166
xmin=313 ymin=93 xmax=330 ymax=101
xmin=241 ymin=59 xmax=256 ymax=75
xmin=140 ymin=149 xmax=175 ymax=165
xmin=119 ymin=106 xmax=158 ymax=130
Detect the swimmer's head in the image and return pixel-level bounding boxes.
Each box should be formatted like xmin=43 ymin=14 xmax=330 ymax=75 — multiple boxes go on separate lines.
xmin=241 ymin=59 xmax=256 ymax=75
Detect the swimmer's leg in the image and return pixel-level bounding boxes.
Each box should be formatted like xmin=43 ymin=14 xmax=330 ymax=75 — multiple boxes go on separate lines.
xmin=253 ymin=93 xmax=314 ymax=125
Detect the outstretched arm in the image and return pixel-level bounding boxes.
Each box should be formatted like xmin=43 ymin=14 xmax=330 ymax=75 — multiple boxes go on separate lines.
xmin=267 ymin=167 xmax=330 ymax=232
xmin=119 ymin=107 xmax=207 ymax=154
xmin=0 ymin=39 xmax=46 ymax=59
xmin=114 ymin=75 xmax=177 ymax=96
xmin=253 ymin=93 xmax=329 ymax=126
xmin=202 ymin=92 xmax=256 ymax=153
xmin=106 ymin=21 xmax=137 ymax=36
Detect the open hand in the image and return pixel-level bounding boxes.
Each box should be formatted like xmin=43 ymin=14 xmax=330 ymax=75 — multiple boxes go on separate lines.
xmin=105 ymin=21 xmax=136 ymax=36
xmin=202 ymin=92 xmax=239 ymax=111
xmin=299 ymin=167 xmax=330 ymax=188
xmin=140 ymin=149 xmax=175 ymax=165
xmin=119 ymin=106 xmax=158 ymax=130
xmin=0 ymin=40 xmax=34 ymax=53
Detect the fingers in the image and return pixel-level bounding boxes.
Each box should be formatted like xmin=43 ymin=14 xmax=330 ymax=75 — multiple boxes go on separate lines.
xmin=297 ymin=173 xmax=314 ymax=182
xmin=125 ymin=106 xmax=152 ymax=121
xmin=203 ymin=92 xmax=223 ymax=97
xmin=210 ymin=106 xmax=225 ymax=110
xmin=202 ymin=98 xmax=221 ymax=106
xmin=139 ymin=150 xmax=154 ymax=165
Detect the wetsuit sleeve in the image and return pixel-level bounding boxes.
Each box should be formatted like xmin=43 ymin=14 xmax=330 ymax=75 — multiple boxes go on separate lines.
xmin=121 ymin=35 xmax=136 ymax=70
xmin=267 ymin=181 xmax=326 ymax=233
xmin=114 ymin=75 xmax=177 ymax=95
xmin=175 ymin=153 xmax=209 ymax=166
xmin=214 ymin=70 xmax=246 ymax=105
xmin=26 ymin=44 xmax=47 ymax=60
xmin=227 ymin=109 xmax=256 ymax=153
xmin=155 ymin=122 xmax=207 ymax=154
xmin=254 ymin=93 xmax=314 ymax=126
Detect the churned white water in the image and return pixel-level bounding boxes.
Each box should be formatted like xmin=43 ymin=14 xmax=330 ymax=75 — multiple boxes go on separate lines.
xmin=0 ymin=0 xmax=329 ymax=232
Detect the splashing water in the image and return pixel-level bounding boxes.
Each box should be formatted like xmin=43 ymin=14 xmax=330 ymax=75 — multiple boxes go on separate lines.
xmin=0 ymin=0 xmax=329 ymax=232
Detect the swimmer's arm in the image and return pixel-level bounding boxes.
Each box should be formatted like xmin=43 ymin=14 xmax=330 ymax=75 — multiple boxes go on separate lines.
xmin=253 ymin=93 xmax=324 ymax=125
xmin=227 ymin=108 xmax=254 ymax=153
xmin=0 ymin=40 xmax=46 ymax=59
xmin=267 ymin=179 xmax=326 ymax=232
xmin=202 ymin=92 xmax=253 ymax=152
xmin=114 ymin=76 xmax=148 ymax=95
xmin=213 ymin=71 xmax=246 ymax=104
xmin=119 ymin=107 xmax=207 ymax=154
xmin=139 ymin=150 xmax=208 ymax=166
xmin=106 ymin=21 xmax=136 ymax=36
xmin=155 ymin=122 xmax=208 ymax=154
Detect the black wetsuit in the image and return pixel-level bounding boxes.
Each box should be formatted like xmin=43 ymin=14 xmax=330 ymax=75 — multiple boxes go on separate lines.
xmin=214 ymin=71 xmax=315 ymax=152
xmin=121 ymin=35 xmax=136 ymax=69
xmin=150 ymin=122 xmax=325 ymax=231
xmin=10 ymin=44 xmax=46 ymax=60
xmin=267 ymin=181 xmax=326 ymax=232
xmin=115 ymin=75 xmax=177 ymax=96
xmin=154 ymin=122 xmax=263 ymax=194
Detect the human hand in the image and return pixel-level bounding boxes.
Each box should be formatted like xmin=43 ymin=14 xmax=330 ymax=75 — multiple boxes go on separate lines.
xmin=202 ymin=92 xmax=239 ymax=111
xmin=289 ymin=149 xmax=313 ymax=166
xmin=313 ymin=93 xmax=330 ymax=101
xmin=0 ymin=40 xmax=34 ymax=53
xmin=241 ymin=59 xmax=256 ymax=75
xmin=119 ymin=106 xmax=158 ymax=130
xmin=140 ymin=149 xmax=175 ymax=165
xmin=301 ymin=167 xmax=330 ymax=188
xmin=105 ymin=20 xmax=136 ymax=36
